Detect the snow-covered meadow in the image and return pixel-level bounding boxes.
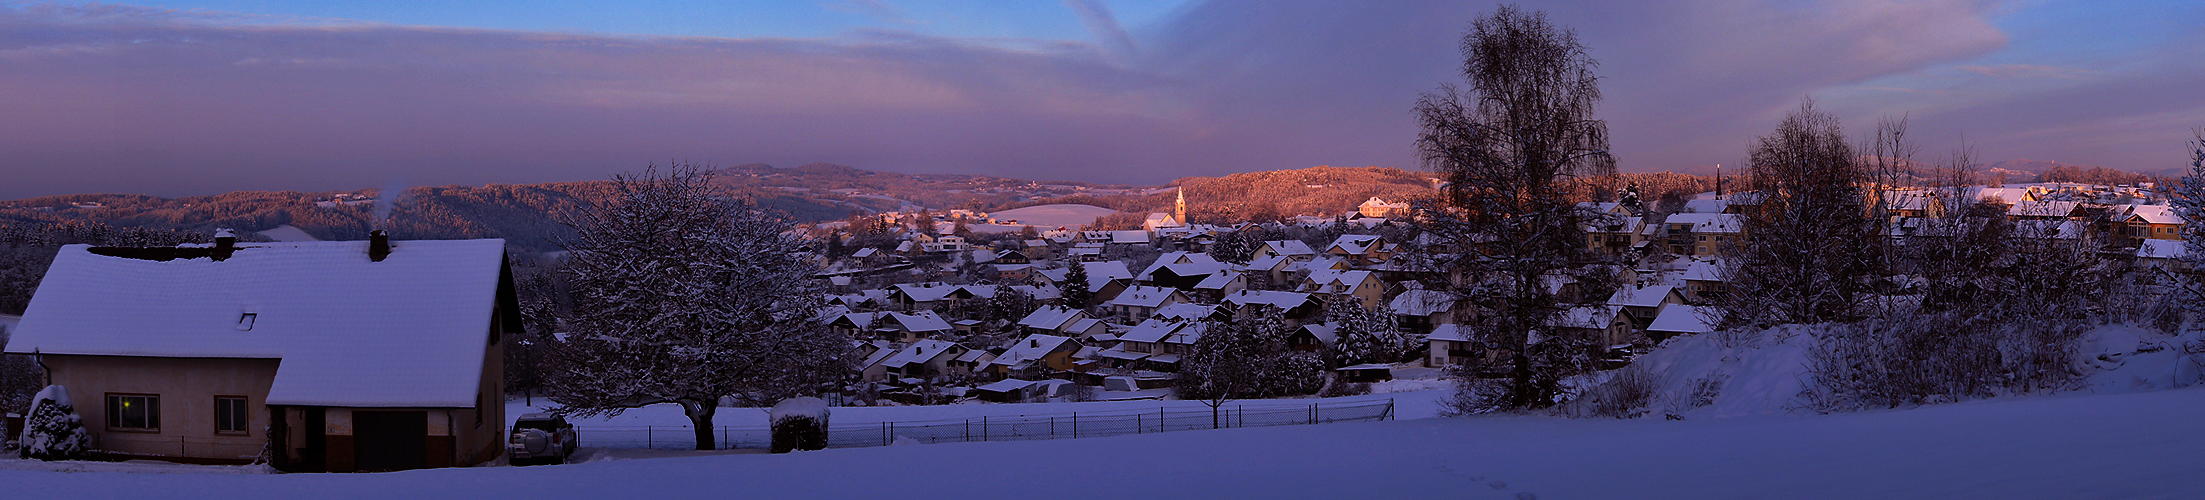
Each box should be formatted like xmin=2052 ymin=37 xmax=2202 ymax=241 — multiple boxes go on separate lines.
xmin=4 ymin=385 xmax=2205 ymax=499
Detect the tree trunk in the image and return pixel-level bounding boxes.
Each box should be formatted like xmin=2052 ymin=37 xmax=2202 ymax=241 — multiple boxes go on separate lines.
xmin=683 ymin=399 xmax=718 ymax=450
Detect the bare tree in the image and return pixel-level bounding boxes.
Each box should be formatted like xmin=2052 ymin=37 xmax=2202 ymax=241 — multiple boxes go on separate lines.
xmin=546 ymin=165 xmax=853 ymax=450
xmin=1718 ymin=100 xmax=1882 ymax=328
xmin=2175 ymin=129 xmax=2205 ymax=307
xmin=1410 ymin=5 xmax=1614 ymax=411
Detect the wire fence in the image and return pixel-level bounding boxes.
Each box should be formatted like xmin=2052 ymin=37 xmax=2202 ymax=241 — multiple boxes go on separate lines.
xmin=576 ymin=399 xmax=1395 ymax=450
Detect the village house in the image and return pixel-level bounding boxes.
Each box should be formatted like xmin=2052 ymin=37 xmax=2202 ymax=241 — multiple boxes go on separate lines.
xmin=4 ymin=233 xmax=516 ymax=472
xmin=1324 ymin=235 xmax=1393 ymax=266
xmin=1425 ymin=324 xmax=1479 ymax=368
xmin=1646 ymin=304 xmax=1718 ymax=342
xmin=861 ymin=340 xmax=967 ymax=384
xmin=1221 ymin=290 xmax=1324 ymax=328
xmin=1604 ymin=284 xmax=1684 ymax=331
xmin=1300 ymin=269 xmax=1385 ymax=309
xmin=980 ymin=334 xmax=1082 ymax=380
xmin=1359 ymin=197 xmax=1411 ymax=218
xmin=1387 ymin=289 xmax=1458 ymax=336
xmin=1106 ymin=286 xmax=1189 ymax=324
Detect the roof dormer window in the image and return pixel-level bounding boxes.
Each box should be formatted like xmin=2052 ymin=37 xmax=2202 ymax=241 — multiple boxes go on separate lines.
xmin=237 ymin=313 xmax=257 ymax=331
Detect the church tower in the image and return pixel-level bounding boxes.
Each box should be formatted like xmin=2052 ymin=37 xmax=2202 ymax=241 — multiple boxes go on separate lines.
xmin=1174 ymin=187 xmax=1187 ymax=225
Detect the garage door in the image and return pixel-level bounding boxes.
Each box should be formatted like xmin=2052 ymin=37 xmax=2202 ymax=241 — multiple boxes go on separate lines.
xmin=353 ymin=411 xmax=427 ymax=471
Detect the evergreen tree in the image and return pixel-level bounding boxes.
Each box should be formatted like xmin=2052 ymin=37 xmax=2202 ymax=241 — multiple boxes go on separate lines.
xmin=1179 ymin=306 xmax=1324 ymax=427
xmin=1060 ymin=262 xmax=1093 ymax=310
xmin=1325 ymin=296 xmax=1405 ymax=367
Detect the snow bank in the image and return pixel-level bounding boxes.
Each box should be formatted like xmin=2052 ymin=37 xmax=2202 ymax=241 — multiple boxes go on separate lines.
xmin=1617 ymin=327 xmax=1819 ymax=418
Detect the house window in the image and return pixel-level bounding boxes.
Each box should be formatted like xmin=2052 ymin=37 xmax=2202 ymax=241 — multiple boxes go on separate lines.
xmin=107 ymin=394 xmax=160 ymax=431
xmin=215 ymin=396 xmax=249 ymax=434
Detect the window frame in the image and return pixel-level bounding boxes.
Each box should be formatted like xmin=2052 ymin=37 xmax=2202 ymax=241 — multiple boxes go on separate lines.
xmin=106 ymin=393 xmax=161 ymax=432
xmin=214 ymin=396 xmax=250 ymax=435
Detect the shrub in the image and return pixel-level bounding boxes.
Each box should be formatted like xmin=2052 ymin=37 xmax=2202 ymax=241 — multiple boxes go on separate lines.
xmin=20 ymin=385 xmax=89 ymax=461
xmin=768 ymin=397 xmax=831 ymax=453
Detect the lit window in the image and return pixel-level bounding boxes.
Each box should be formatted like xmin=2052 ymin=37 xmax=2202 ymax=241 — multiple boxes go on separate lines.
xmin=107 ymin=394 xmax=160 ymax=431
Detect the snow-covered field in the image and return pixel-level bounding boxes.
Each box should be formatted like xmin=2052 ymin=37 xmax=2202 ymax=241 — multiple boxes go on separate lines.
xmin=984 ymin=204 xmax=1119 ymax=229
xmin=5 ymin=387 xmax=2205 ymax=498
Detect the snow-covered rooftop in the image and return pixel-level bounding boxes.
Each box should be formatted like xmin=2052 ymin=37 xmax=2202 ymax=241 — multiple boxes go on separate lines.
xmin=6 ymin=240 xmax=511 ymax=408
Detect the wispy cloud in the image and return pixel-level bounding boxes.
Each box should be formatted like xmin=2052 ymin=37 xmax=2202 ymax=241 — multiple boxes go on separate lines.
xmin=1959 ymin=64 xmax=2095 ymax=79
xmin=0 ymin=0 xmax=2196 ymax=199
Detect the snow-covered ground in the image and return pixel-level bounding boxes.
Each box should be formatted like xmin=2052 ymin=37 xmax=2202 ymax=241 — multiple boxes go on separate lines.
xmin=6 ymin=387 xmax=2205 ymax=498
xmin=507 ymin=388 xmax=1451 ymax=428
xmin=983 ymin=204 xmax=1119 ymax=229
xmin=253 ymin=224 xmax=319 ymax=242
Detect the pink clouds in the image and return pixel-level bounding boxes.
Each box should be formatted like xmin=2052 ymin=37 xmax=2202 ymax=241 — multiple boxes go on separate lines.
xmin=0 ymin=1 xmax=2196 ymax=199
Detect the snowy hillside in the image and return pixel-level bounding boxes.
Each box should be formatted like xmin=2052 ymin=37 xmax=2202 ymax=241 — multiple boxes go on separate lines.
xmin=5 ymin=387 xmax=2205 ymax=498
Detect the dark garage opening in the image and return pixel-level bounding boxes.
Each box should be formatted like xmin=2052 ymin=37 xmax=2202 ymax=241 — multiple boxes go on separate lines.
xmin=353 ymin=411 xmax=428 ymax=471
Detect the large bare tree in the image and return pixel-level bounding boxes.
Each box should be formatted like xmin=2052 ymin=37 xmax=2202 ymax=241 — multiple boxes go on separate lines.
xmin=1718 ymin=100 xmax=1882 ymax=327
xmin=1412 ymin=5 xmax=1614 ymax=411
xmin=546 ymin=165 xmax=852 ymax=450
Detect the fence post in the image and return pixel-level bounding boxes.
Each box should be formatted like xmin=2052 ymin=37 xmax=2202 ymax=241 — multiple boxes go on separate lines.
xmin=1387 ymin=398 xmax=1395 ymax=421
xmin=1308 ymin=404 xmax=1316 ymax=425
xmin=1072 ymin=412 xmax=1079 ymax=439
xmin=1137 ymin=414 xmax=1143 ymax=434
xmin=964 ymin=419 xmax=971 ymax=443
xmin=1159 ymin=407 xmax=1166 ymax=432
xmin=647 ymin=426 xmax=653 ymax=449
xmin=882 ymin=421 xmax=889 ymax=447
xmin=1050 ymin=417 xmax=1056 ymax=440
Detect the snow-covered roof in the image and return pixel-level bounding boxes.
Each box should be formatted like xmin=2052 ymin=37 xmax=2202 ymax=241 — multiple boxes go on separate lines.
xmin=2008 ymin=200 xmax=2080 ymax=218
xmin=889 ymin=311 xmax=953 ymax=332
xmin=1425 ymin=324 xmax=1473 ymax=342
xmin=1107 ymin=286 xmax=1183 ymax=308
xmin=1666 ymin=213 xmax=1742 ymax=234
xmin=1152 ymin=303 xmax=1218 ymax=321
xmin=1681 ymin=199 xmax=1728 ymax=214
xmin=1261 ymin=240 xmax=1316 ymax=257
xmin=975 ymin=378 xmax=1037 ymax=393
xmin=1679 ymin=260 xmax=1726 ymax=282
xmin=1606 ymin=285 xmax=1678 ymax=309
xmin=1549 ymin=305 xmax=1622 ymax=330
xmin=1017 ymin=306 xmax=1085 ymax=331
xmin=1327 ymin=235 xmax=1384 ymax=255
xmin=2138 ymin=239 xmax=2188 ymax=260
xmin=1117 ymin=319 xmax=1188 ymax=344
xmin=850 ymin=247 xmax=878 ymax=258
xmin=1303 ymin=269 xmax=1376 ymax=294
xmin=1110 ymin=230 xmax=1151 ymax=244
xmin=1298 ymin=323 xmax=1337 ymax=346
xmin=1192 ymin=270 xmax=1242 ymax=291
xmin=1647 ymin=305 xmax=1717 ymax=334
xmin=2124 ymin=204 xmax=2182 ymax=225
xmin=988 ymin=334 xmax=1073 ymax=368
xmin=6 ymin=240 xmax=511 ymax=408
xmin=1388 ymin=290 xmax=1455 ymax=317
xmin=880 ymin=340 xmax=960 ymax=367
xmin=1223 ymin=290 xmax=1314 ymax=310
xmin=891 ymin=283 xmax=960 ymax=303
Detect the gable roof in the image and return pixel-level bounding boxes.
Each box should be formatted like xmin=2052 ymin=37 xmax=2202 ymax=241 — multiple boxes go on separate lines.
xmin=879 ymin=339 xmax=961 ymax=367
xmin=1223 ymin=290 xmax=1315 ymax=310
xmin=1388 ymin=289 xmax=1455 ymax=317
xmin=1648 ymin=305 xmax=1718 ymax=334
xmin=1152 ymin=302 xmax=1220 ymax=321
xmin=1017 ymin=306 xmax=1085 ymax=331
xmin=1107 ymin=286 xmax=1183 ymax=308
xmin=1606 ymin=285 xmax=1679 ymax=309
xmin=1425 ymin=324 xmax=1473 ymax=342
xmin=6 ymin=240 xmax=511 ymax=408
xmin=1327 ymin=235 xmax=1385 ymax=255
xmin=988 ymin=334 xmax=1074 ymax=368
xmin=1260 ymin=240 xmax=1316 ymax=257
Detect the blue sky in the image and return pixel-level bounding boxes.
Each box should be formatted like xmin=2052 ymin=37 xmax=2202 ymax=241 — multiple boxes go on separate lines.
xmin=0 ymin=0 xmax=2200 ymax=198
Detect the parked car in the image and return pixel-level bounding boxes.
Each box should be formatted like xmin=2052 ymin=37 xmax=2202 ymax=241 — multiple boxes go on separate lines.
xmin=508 ymin=413 xmax=578 ymax=465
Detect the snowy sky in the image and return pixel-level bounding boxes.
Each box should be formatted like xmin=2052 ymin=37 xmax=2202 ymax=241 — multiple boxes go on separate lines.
xmin=2 ymin=0 xmax=2201 ymax=199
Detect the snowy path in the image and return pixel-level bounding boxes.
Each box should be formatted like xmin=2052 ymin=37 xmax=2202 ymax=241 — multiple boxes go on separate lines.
xmin=7 ymin=387 xmax=2205 ymax=498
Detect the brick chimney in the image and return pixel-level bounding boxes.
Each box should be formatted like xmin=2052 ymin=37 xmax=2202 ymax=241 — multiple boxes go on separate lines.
xmin=212 ymin=228 xmax=237 ymax=261
xmin=369 ymin=230 xmax=390 ymax=262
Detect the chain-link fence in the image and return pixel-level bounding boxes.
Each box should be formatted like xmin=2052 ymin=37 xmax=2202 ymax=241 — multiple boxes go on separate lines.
xmin=576 ymin=399 xmax=1395 ymax=450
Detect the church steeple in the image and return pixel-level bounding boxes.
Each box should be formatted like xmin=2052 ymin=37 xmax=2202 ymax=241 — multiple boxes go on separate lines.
xmin=1174 ymin=187 xmax=1187 ymax=225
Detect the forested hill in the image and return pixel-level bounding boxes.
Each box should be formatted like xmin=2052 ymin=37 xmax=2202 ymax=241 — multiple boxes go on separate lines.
xmin=0 ymin=164 xmax=1455 ymax=253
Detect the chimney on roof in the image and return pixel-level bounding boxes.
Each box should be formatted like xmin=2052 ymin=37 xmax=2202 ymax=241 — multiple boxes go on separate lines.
xmin=212 ymin=229 xmax=237 ymax=261
xmin=369 ymin=230 xmax=390 ymax=262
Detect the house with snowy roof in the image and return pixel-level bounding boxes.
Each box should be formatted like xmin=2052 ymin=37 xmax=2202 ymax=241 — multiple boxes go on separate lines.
xmin=831 ymin=311 xmax=954 ymax=343
xmin=1106 ymin=286 xmax=1188 ymax=324
xmin=888 ymin=282 xmax=961 ymax=311
xmin=1387 ymin=289 xmax=1458 ymax=335
xmin=1324 ymin=235 xmax=1392 ymax=266
xmin=2112 ymin=204 xmax=2184 ymax=248
xmin=1300 ymin=269 xmax=1385 ymax=309
xmin=2136 ymin=239 xmax=2191 ymax=273
xmin=1251 ymin=240 xmax=1318 ymax=262
xmin=1604 ymin=284 xmax=1683 ymax=330
xmin=1287 ymin=323 xmax=1337 ymax=353
xmin=1676 ymin=259 xmax=1728 ymax=304
xmin=981 ymin=334 xmax=1082 ymax=380
xmin=1646 ymin=305 xmax=1718 ymax=341
xmin=1221 ymin=290 xmax=1323 ymax=328
xmin=3 ymin=232 xmax=518 ymax=472
xmin=1424 ymin=324 xmax=1479 ymax=368
xmin=860 ymin=340 xmax=967 ymax=384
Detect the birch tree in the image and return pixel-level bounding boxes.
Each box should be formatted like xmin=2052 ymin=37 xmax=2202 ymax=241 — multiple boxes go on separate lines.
xmin=1411 ymin=5 xmax=1614 ymax=411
